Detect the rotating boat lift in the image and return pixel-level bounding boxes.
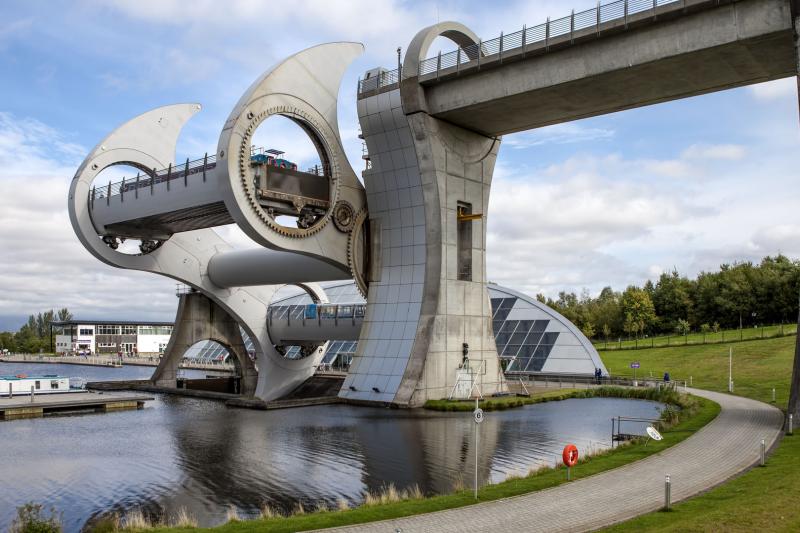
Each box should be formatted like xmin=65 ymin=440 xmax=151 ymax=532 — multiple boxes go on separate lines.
xmin=70 ymin=27 xmax=510 ymax=406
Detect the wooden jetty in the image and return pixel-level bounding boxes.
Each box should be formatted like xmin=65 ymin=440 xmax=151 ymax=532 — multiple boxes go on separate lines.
xmin=0 ymin=391 xmax=153 ymax=420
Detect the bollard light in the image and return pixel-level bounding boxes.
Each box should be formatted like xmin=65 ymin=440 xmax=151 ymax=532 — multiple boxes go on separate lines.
xmin=760 ymin=439 xmax=766 ymax=467
xmin=788 ymin=414 xmax=793 ymax=436
xmin=772 ymin=388 xmax=776 ymax=403
xmin=664 ymin=474 xmax=671 ymax=511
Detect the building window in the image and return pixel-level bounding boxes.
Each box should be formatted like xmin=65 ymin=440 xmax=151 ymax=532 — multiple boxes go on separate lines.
xmin=97 ymin=325 xmax=120 ymax=335
xmin=35 ymin=381 xmax=40 ymax=390
xmin=79 ymin=328 xmax=94 ymax=336
xmin=50 ymin=380 xmax=59 ymax=389
xmin=457 ymin=202 xmax=473 ymax=281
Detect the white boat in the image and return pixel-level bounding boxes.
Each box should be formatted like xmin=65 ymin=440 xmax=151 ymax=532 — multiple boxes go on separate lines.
xmin=1 ymin=374 xmax=71 ymax=396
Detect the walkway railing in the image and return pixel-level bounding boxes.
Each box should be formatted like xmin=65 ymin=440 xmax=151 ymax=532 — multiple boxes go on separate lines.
xmin=358 ymin=0 xmax=701 ymax=94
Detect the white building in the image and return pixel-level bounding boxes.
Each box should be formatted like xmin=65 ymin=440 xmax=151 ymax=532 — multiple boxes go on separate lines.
xmin=52 ymin=320 xmax=172 ymax=357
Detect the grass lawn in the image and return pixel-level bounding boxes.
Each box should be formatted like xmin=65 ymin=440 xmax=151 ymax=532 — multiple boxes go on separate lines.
xmin=593 ymin=323 xmax=796 ymax=351
xmin=600 ymin=335 xmax=798 ymax=532
xmin=600 ymin=335 xmax=797 ymax=407
xmin=603 ymin=435 xmax=799 ymax=533
xmin=139 ymin=389 xmax=717 ymax=533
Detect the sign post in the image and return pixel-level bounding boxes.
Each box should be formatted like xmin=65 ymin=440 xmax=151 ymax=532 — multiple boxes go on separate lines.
xmin=473 ymin=398 xmax=484 ymax=499
xmin=630 ymin=361 xmax=640 ymax=384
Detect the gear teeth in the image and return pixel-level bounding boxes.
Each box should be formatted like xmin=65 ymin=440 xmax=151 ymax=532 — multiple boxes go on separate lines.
xmin=347 ymin=208 xmax=369 ymax=298
xmin=236 ymin=108 xmax=340 ymax=239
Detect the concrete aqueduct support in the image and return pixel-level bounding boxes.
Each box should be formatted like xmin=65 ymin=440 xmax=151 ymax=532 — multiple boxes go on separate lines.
xmin=342 ymin=22 xmax=506 ymax=406
xmin=152 ymin=292 xmax=258 ymax=394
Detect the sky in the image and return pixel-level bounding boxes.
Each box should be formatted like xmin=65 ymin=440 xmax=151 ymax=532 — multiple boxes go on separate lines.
xmin=0 ymin=0 xmax=798 ymax=330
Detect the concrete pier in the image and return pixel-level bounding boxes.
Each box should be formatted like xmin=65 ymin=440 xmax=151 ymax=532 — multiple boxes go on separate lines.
xmin=0 ymin=391 xmax=153 ymax=420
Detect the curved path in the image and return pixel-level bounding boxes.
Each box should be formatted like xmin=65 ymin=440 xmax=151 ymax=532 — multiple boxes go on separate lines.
xmin=319 ymin=389 xmax=783 ymax=533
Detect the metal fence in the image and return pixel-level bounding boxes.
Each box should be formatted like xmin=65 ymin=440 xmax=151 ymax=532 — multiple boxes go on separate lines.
xmin=358 ymin=0 xmax=696 ymax=94
xmin=91 ymin=152 xmax=217 ymax=206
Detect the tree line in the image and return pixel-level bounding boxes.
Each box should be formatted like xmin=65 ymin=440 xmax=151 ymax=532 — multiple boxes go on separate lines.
xmin=0 ymin=308 xmax=73 ymax=353
xmin=537 ymin=255 xmax=800 ymax=340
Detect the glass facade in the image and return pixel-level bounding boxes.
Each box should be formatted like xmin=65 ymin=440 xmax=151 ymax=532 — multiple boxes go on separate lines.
xmin=262 ymin=281 xmax=605 ymax=375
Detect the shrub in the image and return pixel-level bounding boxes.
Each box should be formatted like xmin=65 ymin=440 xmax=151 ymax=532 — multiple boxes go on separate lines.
xmin=10 ymin=503 xmax=63 ymax=533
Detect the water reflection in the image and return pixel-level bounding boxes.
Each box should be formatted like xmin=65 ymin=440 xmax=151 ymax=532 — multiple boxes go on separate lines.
xmin=0 ymin=363 xmax=662 ymax=532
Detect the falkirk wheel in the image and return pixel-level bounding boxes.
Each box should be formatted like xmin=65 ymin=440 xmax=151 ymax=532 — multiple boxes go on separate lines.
xmin=69 ymin=25 xmax=507 ymax=407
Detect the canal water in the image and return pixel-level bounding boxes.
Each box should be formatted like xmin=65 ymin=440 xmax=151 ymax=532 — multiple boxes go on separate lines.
xmin=0 ymin=363 xmax=663 ymax=532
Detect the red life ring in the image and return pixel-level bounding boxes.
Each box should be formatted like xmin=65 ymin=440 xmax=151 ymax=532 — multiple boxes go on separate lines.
xmin=16 ymin=374 xmax=27 ymax=379
xmin=562 ymin=444 xmax=579 ymax=467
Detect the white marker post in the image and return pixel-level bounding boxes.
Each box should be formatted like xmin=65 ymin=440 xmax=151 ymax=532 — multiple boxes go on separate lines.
xmin=473 ymin=398 xmax=484 ymax=500
xmin=728 ymin=347 xmax=733 ymax=393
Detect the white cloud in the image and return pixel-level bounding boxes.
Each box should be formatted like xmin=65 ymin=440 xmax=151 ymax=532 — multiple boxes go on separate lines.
xmin=682 ymin=143 xmax=746 ymax=161
xmin=0 ymin=113 xmax=177 ymax=328
xmin=505 ymin=123 xmax=615 ymax=149
xmin=748 ymin=78 xmax=797 ymax=102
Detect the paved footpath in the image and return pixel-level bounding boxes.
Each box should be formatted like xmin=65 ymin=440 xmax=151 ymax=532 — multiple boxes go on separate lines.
xmin=319 ymin=389 xmax=783 ymax=533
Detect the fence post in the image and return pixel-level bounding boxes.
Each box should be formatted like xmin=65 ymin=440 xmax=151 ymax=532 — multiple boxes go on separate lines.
xmin=167 ymin=163 xmax=172 ymax=191
xmin=184 ymin=157 xmax=189 ymax=186
xmin=570 ymin=10 xmax=575 ymax=43
xmin=624 ymin=0 xmax=629 ymax=28
xmin=91 ymin=186 xmax=96 ymax=209
xmin=545 ymin=18 xmax=550 ymax=50
xmin=522 ymin=24 xmax=527 ymax=56
xmin=596 ymin=1 xmax=601 ymax=35
xmin=151 ymin=168 xmax=156 ymax=195
xmin=456 ymin=48 xmax=461 ymax=74
xmin=477 ymin=40 xmax=482 ymax=69
xmin=120 ymin=177 xmax=124 ymax=202
xmin=106 ymin=181 xmax=111 ymax=205
xmin=203 ymin=153 xmax=208 ymax=182
xmin=436 ymin=51 xmax=441 ymax=80
xmin=135 ymin=173 xmax=140 ymax=199
xmin=499 ymin=32 xmax=504 ymax=63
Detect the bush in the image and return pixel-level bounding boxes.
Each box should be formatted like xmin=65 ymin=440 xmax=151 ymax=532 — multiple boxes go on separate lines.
xmin=10 ymin=503 xmax=62 ymax=533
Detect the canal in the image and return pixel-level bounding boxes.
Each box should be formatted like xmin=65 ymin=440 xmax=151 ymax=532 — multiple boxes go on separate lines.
xmin=0 ymin=363 xmax=663 ymax=531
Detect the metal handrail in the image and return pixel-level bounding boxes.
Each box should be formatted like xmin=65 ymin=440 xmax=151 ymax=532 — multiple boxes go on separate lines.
xmin=358 ymin=0 xmax=689 ymax=94
xmin=91 ymin=146 xmax=324 ymax=206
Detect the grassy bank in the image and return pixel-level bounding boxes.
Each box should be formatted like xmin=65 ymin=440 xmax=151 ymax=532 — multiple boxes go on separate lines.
xmin=601 ymin=335 xmax=796 ymax=407
xmin=112 ymin=388 xmax=717 ymax=533
xmin=424 ymin=386 xmax=689 ymax=412
xmin=599 ymin=335 xmax=797 ymax=532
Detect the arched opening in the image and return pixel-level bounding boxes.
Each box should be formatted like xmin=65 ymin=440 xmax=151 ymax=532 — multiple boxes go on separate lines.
xmin=267 ymin=283 xmax=327 ymax=361
xmin=90 ymin=163 xmax=166 ymax=255
xmin=248 ymin=115 xmax=333 ymax=231
xmin=179 ymin=339 xmax=247 ymax=394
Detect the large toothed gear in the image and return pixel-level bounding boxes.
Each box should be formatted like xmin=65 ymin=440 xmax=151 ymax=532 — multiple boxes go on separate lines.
xmin=216 ymin=42 xmax=368 ymax=275
xmin=348 ymin=208 xmax=370 ymax=298
xmin=236 ymin=107 xmax=342 ymax=239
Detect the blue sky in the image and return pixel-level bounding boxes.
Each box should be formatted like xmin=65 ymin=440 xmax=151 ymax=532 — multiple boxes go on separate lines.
xmin=0 ymin=0 xmax=798 ymax=329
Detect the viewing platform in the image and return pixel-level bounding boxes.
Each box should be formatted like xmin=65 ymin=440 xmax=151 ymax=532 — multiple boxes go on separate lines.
xmin=0 ymin=391 xmax=153 ymax=420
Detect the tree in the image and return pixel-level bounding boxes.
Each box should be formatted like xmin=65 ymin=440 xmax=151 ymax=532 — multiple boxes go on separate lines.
xmin=581 ymin=321 xmax=596 ymax=339
xmin=652 ymin=270 xmax=694 ymax=334
xmin=675 ymin=318 xmax=691 ymax=336
xmin=57 ymin=308 xmax=73 ymax=322
xmin=621 ymin=287 xmax=657 ymax=339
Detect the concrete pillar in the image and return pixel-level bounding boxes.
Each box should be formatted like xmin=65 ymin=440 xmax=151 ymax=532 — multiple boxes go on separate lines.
xmin=151 ymin=292 xmax=257 ymax=395
xmin=789 ymin=1 xmax=800 ymax=421
xmin=343 ymin=22 xmax=507 ymax=407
